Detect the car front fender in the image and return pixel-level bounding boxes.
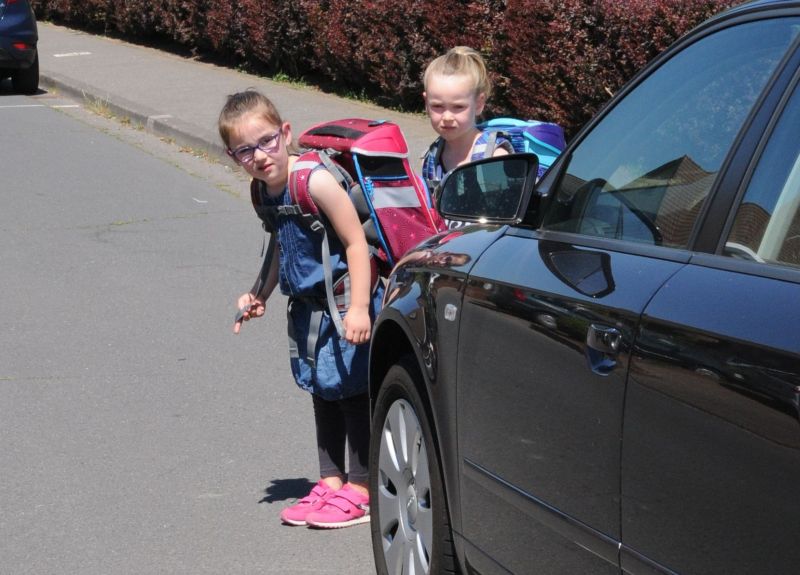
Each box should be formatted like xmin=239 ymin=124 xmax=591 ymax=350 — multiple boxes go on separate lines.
xmin=368 ymin=224 xmax=509 ymax=547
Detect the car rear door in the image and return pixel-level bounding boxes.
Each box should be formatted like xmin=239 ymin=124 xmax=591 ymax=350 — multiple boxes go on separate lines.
xmin=455 ymin=13 xmax=800 ymax=574
xmin=622 ymin=58 xmax=800 ymax=575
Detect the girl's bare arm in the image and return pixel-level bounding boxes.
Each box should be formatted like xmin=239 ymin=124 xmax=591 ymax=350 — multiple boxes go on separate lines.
xmin=309 ymin=169 xmax=372 ymax=344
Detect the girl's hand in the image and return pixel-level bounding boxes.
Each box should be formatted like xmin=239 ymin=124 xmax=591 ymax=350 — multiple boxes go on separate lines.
xmin=234 ymin=292 xmax=265 ymax=334
xmin=342 ymin=305 xmax=371 ymax=345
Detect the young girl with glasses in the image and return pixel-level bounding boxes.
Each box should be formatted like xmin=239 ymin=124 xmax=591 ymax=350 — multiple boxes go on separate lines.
xmin=218 ymin=90 xmax=380 ymax=529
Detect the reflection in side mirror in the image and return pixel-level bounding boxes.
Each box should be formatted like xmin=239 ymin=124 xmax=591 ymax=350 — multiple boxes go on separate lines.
xmin=437 ymin=154 xmax=539 ymax=224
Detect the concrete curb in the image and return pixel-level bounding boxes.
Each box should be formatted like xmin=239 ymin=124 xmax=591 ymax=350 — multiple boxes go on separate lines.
xmin=40 ymin=70 xmax=228 ymax=160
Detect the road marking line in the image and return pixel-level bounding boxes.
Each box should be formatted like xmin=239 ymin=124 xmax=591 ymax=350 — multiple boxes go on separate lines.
xmin=53 ymin=51 xmax=92 ymax=58
xmin=51 ymin=104 xmax=81 ymax=109
xmin=0 ymin=104 xmax=46 ymax=109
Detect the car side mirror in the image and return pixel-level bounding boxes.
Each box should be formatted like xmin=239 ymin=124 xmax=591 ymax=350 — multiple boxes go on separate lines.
xmin=437 ymin=154 xmax=539 ymax=224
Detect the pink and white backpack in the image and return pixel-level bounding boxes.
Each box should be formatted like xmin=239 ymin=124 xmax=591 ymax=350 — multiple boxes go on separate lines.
xmin=250 ymin=118 xmax=445 ymax=339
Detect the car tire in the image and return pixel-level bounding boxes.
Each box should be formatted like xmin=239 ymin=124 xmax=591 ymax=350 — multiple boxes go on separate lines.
xmin=369 ymin=356 xmax=460 ymax=575
xmin=12 ymin=51 xmax=39 ymax=95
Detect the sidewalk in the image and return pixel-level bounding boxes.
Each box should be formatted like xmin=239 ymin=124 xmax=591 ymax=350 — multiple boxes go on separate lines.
xmin=36 ymin=22 xmax=433 ymax=163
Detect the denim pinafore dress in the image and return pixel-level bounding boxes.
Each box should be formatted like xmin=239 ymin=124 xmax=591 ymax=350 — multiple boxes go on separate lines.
xmin=263 ymin=185 xmax=383 ymax=400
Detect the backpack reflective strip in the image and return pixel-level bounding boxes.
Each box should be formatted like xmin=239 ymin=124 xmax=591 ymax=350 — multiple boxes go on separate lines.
xmin=472 ymin=142 xmax=490 ymax=157
xmin=294 ymin=159 xmax=322 ymax=171
xmin=370 ymin=185 xmax=422 ymax=209
xmin=333 ymin=274 xmax=351 ymax=311
xmin=351 ymin=147 xmax=407 ymax=158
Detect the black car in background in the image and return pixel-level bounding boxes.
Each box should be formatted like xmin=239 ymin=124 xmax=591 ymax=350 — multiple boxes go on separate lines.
xmin=0 ymin=0 xmax=38 ymax=94
xmin=368 ymin=1 xmax=800 ymax=573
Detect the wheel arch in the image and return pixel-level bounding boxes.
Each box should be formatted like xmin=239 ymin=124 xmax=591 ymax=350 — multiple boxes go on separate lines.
xmin=371 ymin=319 xmax=417 ymax=405
xmin=369 ymin=314 xmax=465 ymax=574
xmin=369 ymin=309 xmax=445 ymax=435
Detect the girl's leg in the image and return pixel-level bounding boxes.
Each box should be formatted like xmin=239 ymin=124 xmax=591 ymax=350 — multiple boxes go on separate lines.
xmin=339 ymin=392 xmax=371 ymax=493
xmin=312 ymin=394 xmax=346 ymax=490
xmin=303 ymin=392 xmax=372 ymax=528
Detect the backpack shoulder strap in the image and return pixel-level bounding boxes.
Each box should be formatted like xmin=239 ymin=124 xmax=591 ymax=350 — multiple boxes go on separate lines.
xmin=288 ymin=150 xmax=325 ymax=218
xmin=478 ymin=130 xmax=498 ymax=158
xmin=286 ymin=149 xmax=355 ymax=344
xmin=250 ymin=179 xmax=280 ymax=233
xmin=422 ymin=137 xmax=445 ymax=182
xmin=288 ymin=150 xmax=353 ymax=214
xmin=474 ymin=129 xmax=515 ymax=160
xmin=239 ymin=179 xmax=279 ymax=322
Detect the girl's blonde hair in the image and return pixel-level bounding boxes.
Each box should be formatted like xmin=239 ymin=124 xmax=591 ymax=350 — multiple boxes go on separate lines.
xmin=423 ymin=46 xmax=492 ymax=100
xmin=218 ymin=89 xmax=283 ymax=149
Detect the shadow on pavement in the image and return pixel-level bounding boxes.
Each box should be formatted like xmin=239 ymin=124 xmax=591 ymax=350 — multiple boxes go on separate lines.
xmin=260 ymin=477 xmax=316 ymax=503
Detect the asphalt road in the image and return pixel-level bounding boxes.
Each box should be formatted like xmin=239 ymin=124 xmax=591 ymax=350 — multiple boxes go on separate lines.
xmin=0 ymin=86 xmax=375 ymax=574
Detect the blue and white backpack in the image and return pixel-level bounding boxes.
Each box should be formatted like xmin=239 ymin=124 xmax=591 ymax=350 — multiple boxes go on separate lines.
xmin=478 ymin=117 xmax=567 ymax=179
xmin=421 ymin=117 xmax=567 ymax=192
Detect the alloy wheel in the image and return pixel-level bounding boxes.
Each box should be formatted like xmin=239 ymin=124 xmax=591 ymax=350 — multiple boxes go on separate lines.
xmin=375 ymin=398 xmax=434 ymax=574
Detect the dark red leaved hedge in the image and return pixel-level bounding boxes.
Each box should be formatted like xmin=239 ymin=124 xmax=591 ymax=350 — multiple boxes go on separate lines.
xmin=30 ymin=0 xmax=739 ymax=136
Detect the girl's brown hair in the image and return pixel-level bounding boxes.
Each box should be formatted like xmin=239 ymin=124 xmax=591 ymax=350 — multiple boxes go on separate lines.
xmin=423 ymin=46 xmax=492 ymax=100
xmin=218 ymin=89 xmax=283 ymax=149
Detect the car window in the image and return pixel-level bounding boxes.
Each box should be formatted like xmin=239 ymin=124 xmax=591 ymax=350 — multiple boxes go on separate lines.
xmin=724 ymin=81 xmax=800 ymax=268
xmin=542 ymin=18 xmax=800 ymax=248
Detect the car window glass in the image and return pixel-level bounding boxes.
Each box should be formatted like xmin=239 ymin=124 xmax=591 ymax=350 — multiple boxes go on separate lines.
xmin=725 ymin=82 xmax=800 ymax=269
xmin=542 ymin=18 xmax=800 ymax=249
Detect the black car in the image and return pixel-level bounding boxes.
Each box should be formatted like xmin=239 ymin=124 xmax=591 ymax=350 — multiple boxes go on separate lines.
xmin=0 ymin=0 xmax=38 ymax=94
xmin=367 ymin=1 xmax=800 ymax=573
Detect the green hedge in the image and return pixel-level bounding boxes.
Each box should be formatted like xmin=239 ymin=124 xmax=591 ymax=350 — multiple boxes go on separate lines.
xmin=32 ymin=0 xmax=738 ymax=136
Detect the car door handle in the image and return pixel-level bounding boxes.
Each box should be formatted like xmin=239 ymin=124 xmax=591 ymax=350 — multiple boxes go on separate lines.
xmin=586 ymin=324 xmax=622 ymax=355
xmin=586 ymin=324 xmax=622 ymax=376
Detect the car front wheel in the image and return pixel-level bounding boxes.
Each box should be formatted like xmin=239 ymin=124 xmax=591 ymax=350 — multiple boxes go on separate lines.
xmin=369 ymin=357 xmax=459 ymax=575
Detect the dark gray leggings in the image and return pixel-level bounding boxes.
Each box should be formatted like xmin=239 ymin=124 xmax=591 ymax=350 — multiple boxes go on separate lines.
xmin=312 ymin=392 xmax=370 ymax=484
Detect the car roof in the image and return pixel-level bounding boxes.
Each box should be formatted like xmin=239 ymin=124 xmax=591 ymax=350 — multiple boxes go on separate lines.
xmin=670 ymin=0 xmax=800 ymax=53
xmin=718 ymin=0 xmax=800 ymax=18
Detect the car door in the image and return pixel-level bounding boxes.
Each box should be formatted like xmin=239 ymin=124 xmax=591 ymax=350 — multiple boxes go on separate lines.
xmin=622 ymin=66 xmax=800 ymax=575
xmin=455 ymin=14 xmax=800 ymax=574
